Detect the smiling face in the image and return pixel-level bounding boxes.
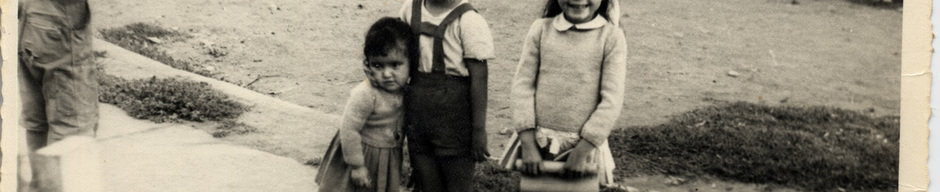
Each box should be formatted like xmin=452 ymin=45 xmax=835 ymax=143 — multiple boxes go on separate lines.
xmin=557 ymin=0 xmax=603 ymax=24
xmin=365 ymin=47 xmax=410 ymax=92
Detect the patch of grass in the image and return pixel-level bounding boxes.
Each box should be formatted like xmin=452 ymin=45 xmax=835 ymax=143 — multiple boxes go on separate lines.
xmin=600 ymin=188 xmax=627 ymax=192
xmin=313 ymin=102 xmax=896 ymax=191
xmin=609 ymin=101 xmax=898 ymax=191
xmin=99 ymin=23 xmax=214 ymax=76
xmin=472 ymin=160 xmax=520 ymax=191
xmin=212 ymin=119 xmax=258 ymax=138
xmin=469 ymin=160 xmax=626 ymax=192
xmin=98 ymin=73 xmax=247 ymax=123
xmin=600 ymin=187 xmax=629 ymax=192
xmin=111 ymin=22 xmax=182 ymax=38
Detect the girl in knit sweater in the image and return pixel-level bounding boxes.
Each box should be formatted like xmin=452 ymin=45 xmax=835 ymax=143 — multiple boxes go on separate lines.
xmin=315 ymin=17 xmax=417 ymax=192
xmin=500 ymin=0 xmax=627 ymax=186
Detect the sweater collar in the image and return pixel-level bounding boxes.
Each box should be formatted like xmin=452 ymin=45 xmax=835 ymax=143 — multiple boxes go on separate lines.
xmin=420 ymin=0 xmax=469 ymax=18
xmin=553 ymin=15 xmax=608 ymax=31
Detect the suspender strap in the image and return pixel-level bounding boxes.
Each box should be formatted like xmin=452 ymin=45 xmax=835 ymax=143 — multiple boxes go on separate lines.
xmin=430 ymin=3 xmax=473 ymax=73
xmin=409 ymin=0 xmax=475 ymax=74
xmin=435 ymin=3 xmax=474 ymax=36
xmin=410 ymin=0 xmax=422 ymax=34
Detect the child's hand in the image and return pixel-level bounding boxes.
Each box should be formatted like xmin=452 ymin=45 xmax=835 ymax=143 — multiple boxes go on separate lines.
xmin=362 ymin=68 xmax=380 ymax=88
xmin=519 ymin=129 xmax=542 ymax=176
xmin=471 ymin=129 xmax=490 ymax=162
xmin=350 ymin=166 xmax=372 ymax=188
xmin=562 ymin=140 xmax=598 ymax=179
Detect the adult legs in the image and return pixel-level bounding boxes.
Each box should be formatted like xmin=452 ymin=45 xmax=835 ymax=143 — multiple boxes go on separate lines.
xmin=19 ymin=53 xmax=48 ymax=192
xmin=19 ymin=19 xmax=99 ymax=192
xmin=19 ymin=56 xmax=49 ymax=152
xmin=44 ymin=58 xmax=100 ymax=143
xmin=19 ymin=48 xmax=99 ymax=149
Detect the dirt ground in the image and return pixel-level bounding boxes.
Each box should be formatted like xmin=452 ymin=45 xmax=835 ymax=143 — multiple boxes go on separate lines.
xmin=89 ymin=0 xmax=901 ymax=190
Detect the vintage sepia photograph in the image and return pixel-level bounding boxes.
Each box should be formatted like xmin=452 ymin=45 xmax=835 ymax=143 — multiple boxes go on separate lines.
xmin=10 ymin=0 xmax=909 ymax=191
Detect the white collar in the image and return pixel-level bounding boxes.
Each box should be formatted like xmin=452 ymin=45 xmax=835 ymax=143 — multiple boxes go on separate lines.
xmin=553 ymin=15 xmax=608 ymax=31
xmin=421 ymin=0 xmax=469 ymax=18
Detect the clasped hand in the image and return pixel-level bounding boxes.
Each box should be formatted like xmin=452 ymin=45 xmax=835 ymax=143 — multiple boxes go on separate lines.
xmin=561 ymin=140 xmax=598 ymax=179
xmin=518 ymin=129 xmax=597 ymax=178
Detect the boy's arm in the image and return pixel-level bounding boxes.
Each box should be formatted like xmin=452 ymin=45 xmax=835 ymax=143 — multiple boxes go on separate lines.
xmin=457 ymin=12 xmax=495 ymax=162
xmin=466 ymin=58 xmax=490 ymax=162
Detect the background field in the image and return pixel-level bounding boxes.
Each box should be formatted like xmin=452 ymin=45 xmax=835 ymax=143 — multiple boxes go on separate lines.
xmin=89 ymin=0 xmax=902 ymax=191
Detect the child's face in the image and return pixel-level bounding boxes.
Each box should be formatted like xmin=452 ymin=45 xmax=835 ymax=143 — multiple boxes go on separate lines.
xmin=558 ymin=0 xmax=602 ymax=24
xmin=365 ymin=48 xmax=410 ymax=92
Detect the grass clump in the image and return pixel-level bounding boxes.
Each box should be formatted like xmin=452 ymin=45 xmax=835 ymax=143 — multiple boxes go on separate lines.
xmin=98 ymin=74 xmax=247 ymax=123
xmin=609 ymin=101 xmax=898 ymax=191
xmin=99 ymin=23 xmax=213 ymax=76
xmin=468 ymin=160 xmax=625 ymax=192
xmin=389 ymin=102 xmax=896 ymax=191
xmin=212 ymin=119 xmax=257 ymax=138
xmin=472 ymin=161 xmax=520 ymax=191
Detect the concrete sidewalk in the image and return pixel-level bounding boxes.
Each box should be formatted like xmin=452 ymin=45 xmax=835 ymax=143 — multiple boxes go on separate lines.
xmin=96 ymin=104 xmax=319 ymax=192
xmin=94 ymin=38 xmax=339 ymax=162
xmin=18 ymin=38 xmax=329 ymax=191
xmin=19 ymin=104 xmax=320 ymax=192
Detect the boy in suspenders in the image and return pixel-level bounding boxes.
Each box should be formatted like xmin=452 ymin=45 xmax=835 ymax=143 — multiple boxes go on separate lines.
xmin=399 ymin=0 xmax=494 ymax=191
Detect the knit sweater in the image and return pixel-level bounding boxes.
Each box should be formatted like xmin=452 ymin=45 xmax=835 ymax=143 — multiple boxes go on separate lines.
xmin=340 ymin=81 xmax=404 ymax=167
xmin=510 ymin=15 xmax=628 ymax=146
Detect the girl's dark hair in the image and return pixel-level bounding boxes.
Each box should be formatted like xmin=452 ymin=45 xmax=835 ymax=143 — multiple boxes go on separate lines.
xmin=364 ymin=17 xmax=419 ymax=67
xmin=542 ymin=0 xmax=610 ymax=20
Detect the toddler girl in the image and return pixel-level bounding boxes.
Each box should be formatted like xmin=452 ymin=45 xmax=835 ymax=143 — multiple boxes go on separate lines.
xmin=500 ymin=0 xmax=627 ymax=187
xmin=315 ymin=17 xmax=417 ymax=192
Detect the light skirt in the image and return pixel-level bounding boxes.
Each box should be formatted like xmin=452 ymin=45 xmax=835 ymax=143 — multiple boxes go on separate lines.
xmin=316 ymin=133 xmax=403 ymax=192
xmin=497 ymin=130 xmax=616 ymax=185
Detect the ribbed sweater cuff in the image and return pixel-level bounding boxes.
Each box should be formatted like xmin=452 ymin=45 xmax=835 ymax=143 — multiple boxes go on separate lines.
xmin=581 ymin=134 xmax=606 ymax=147
xmin=512 ymin=121 xmax=536 ymax=133
xmin=344 ymin=155 xmax=364 ymax=167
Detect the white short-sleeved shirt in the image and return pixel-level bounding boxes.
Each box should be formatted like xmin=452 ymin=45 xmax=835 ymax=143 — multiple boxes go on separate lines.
xmin=399 ymin=0 xmax=496 ymax=77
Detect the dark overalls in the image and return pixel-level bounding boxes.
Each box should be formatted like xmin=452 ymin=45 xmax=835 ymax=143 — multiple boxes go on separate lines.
xmin=404 ymin=0 xmax=477 ymax=191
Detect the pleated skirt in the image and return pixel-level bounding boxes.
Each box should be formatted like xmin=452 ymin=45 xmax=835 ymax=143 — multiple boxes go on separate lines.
xmin=316 ymin=133 xmax=403 ymax=192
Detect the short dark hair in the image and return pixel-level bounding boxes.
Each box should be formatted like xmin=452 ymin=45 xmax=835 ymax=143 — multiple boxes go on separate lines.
xmin=363 ymin=17 xmax=418 ymax=67
xmin=542 ymin=0 xmax=610 ymax=20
